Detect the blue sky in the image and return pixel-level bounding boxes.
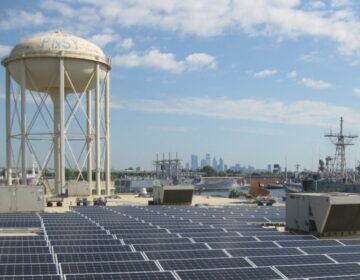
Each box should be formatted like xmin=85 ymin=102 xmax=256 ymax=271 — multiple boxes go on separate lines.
xmin=2 ymin=0 xmax=360 ymax=171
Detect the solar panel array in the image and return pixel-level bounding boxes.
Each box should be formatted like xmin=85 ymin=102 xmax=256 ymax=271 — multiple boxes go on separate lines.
xmin=0 ymin=213 xmax=59 ymax=279
xmin=1 ymin=205 xmax=360 ymax=279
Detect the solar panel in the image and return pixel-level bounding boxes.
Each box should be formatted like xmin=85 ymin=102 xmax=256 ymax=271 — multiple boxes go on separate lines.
xmin=227 ymin=247 xmax=304 ymax=257
xmin=49 ymin=234 xmax=114 ymax=240
xmin=57 ymin=252 xmax=144 ymax=263
xmin=60 ymin=260 xmax=160 ymax=274
xmin=53 ymin=245 xmax=131 ymax=253
xmin=176 ymin=267 xmax=282 ymax=280
xmin=238 ymin=231 xmax=291 ymax=236
xmin=0 ymin=221 xmax=41 ymax=227
xmin=0 ymin=205 xmax=355 ymax=280
xmin=249 ymin=254 xmax=335 ymax=267
xmin=208 ymin=241 xmax=278 ymax=249
xmin=193 ymin=237 xmax=256 ymax=243
xmin=0 ymin=241 xmax=47 ymax=247
xmin=50 ymin=239 xmax=122 ymax=246
xmin=160 ymin=257 xmax=251 ymax=270
xmin=0 ymin=254 xmax=53 ymax=264
xmin=64 ymin=271 xmax=176 ymax=280
xmin=302 ymin=245 xmax=360 ymax=254
xmin=177 ymin=232 xmax=240 ymax=238
xmin=0 ymin=276 xmax=61 ymax=280
xmin=309 ymin=276 xmax=360 ymax=280
xmin=122 ymin=238 xmax=191 ymax=245
xmin=145 ymin=249 xmax=228 ymax=260
xmin=0 ymin=247 xmax=50 ymax=255
xmin=257 ymin=235 xmax=317 ymax=241
xmin=134 ymin=243 xmax=207 ymax=252
xmin=276 ymin=263 xmax=360 ymax=278
xmin=338 ymin=239 xmax=360 ymax=245
xmin=329 ymin=253 xmax=360 ymax=263
xmin=114 ymin=233 xmax=178 ymax=239
xmin=0 ymin=263 xmax=57 ymax=276
xmin=0 ymin=236 xmax=44 ymax=241
xmin=167 ymin=228 xmax=225 ymax=233
xmin=277 ymin=240 xmax=341 ymax=248
xmin=111 ymin=229 xmax=168 ymax=234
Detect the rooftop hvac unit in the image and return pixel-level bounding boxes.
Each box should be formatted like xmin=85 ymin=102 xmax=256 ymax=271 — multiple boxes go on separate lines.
xmin=152 ymin=185 xmax=194 ymax=205
xmin=286 ymin=193 xmax=360 ymax=237
xmin=0 ymin=185 xmax=44 ymax=213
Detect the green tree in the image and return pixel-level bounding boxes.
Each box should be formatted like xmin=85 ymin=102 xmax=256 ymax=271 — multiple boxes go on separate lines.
xmin=201 ymin=166 xmax=218 ymax=177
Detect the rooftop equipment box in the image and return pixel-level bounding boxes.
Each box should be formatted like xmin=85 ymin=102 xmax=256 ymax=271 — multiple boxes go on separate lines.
xmin=0 ymin=185 xmax=44 ymax=213
xmin=286 ymin=192 xmax=360 ymax=237
xmin=153 ymin=185 xmax=194 ymax=205
xmin=67 ymin=181 xmax=91 ymax=196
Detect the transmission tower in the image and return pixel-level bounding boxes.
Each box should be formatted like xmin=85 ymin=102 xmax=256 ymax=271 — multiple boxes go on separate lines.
xmin=324 ymin=117 xmax=358 ymax=176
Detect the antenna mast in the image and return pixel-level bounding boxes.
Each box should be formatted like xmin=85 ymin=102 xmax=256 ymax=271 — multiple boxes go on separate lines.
xmin=324 ymin=117 xmax=358 ymax=177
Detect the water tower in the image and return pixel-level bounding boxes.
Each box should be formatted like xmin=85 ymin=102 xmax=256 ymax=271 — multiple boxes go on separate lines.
xmin=1 ymin=31 xmax=112 ymax=196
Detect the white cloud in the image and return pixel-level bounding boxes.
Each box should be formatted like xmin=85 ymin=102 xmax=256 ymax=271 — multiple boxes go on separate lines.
xmin=185 ymin=53 xmax=217 ymax=70
xmin=254 ymin=69 xmax=278 ymax=78
xmin=112 ymin=96 xmax=360 ymax=128
xmin=353 ymin=88 xmax=360 ymax=96
xmin=113 ymin=50 xmax=216 ymax=72
xmin=73 ymin=0 xmax=360 ymax=56
xmin=304 ymin=1 xmax=326 ymax=10
xmin=287 ymin=70 xmax=298 ymax=79
xmin=40 ymin=0 xmax=75 ymax=17
xmin=331 ymin=0 xmax=351 ymax=7
xmin=89 ymin=33 xmax=119 ymax=48
xmin=300 ymin=78 xmax=333 ymax=89
xmin=3 ymin=1 xmax=360 ymax=56
xmin=300 ymin=51 xmax=320 ymax=63
xmin=117 ymin=38 xmax=134 ymax=50
xmin=0 ymin=45 xmax=11 ymax=57
xmin=0 ymin=10 xmax=45 ymax=30
xmin=89 ymin=32 xmax=134 ymax=49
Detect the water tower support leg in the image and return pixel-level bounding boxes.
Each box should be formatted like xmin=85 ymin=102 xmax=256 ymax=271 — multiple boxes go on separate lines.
xmin=59 ymin=58 xmax=65 ymax=195
xmin=95 ymin=63 xmax=101 ymax=195
xmin=86 ymin=90 xmax=93 ymax=193
xmin=5 ymin=69 xmax=12 ymax=185
xmin=105 ymin=72 xmax=110 ymax=195
xmin=20 ymin=60 xmax=27 ymax=184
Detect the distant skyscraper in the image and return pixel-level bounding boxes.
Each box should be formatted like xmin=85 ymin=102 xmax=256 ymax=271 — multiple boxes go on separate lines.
xmin=224 ymin=164 xmax=228 ymax=171
xmin=218 ymin=157 xmax=224 ymax=172
xmin=200 ymin=159 xmax=206 ymax=169
xmin=185 ymin=162 xmax=190 ymax=170
xmin=212 ymin=157 xmax=218 ymax=171
xmin=267 ymin=164 xmax=271 ymax=173
xmin=190 ymin=154 xmax=198 ymax=171
xmin=205 ymin=153 xmax=211 ymax=166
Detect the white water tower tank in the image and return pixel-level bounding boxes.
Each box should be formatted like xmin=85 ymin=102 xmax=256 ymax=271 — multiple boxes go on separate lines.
xmin=5 ymin=31 xmax=109 ymax=93
xmin=2 ymin=31 xmax=112 ymax=196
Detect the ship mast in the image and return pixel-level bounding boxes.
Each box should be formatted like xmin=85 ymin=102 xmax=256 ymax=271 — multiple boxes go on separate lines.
xmin=324 ymin=117 xmax=358 ymax=177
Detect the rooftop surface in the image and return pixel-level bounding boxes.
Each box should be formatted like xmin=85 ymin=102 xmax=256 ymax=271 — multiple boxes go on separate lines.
xmin=1 ymin=203 xmax=360 ymax=279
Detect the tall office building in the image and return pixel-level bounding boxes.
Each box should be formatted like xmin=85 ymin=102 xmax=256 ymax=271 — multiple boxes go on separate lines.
xmin=200 ymin=159 xmax=206 ymax=169
xmin=218 ymin=157 xmax=224 ymax=172
xmin=190 ymin=154 xmax=198 ymax=171
xmin=212 ymin=157 xmax=218 ymax=171
xmin=205 ymin=153 xmax=211 ymax=167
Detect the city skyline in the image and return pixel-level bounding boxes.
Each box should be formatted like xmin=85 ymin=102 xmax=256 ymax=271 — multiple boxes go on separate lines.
xmin=188 ymin=153 xmax=266 ymax=173
xmin=1 ymin=1 xmax=360 ymax=171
